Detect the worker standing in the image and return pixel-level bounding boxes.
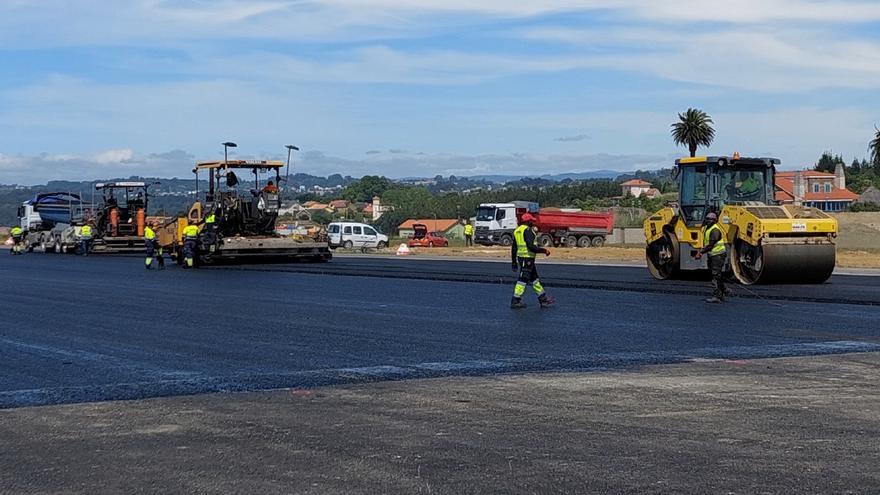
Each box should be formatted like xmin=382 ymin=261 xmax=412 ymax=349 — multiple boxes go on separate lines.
xmin=694 ymin=211 xmax=727 ymax=303
xmin=203 ymin=211 xmax=218 ymax=253
xmin=182 ymin=223 xmax=200 ymax=268
xmin=510 ymin=213 xmax=554 ymax=309
xmin=463 ymin=221 xmax=474 ymax=247
xmin=79 ymin=223 xmax=93 ymax=256
xmin=144 ymin=221 xmax=165 ymax=270
xmin=10 ymin=226 xmax=24 ymax=255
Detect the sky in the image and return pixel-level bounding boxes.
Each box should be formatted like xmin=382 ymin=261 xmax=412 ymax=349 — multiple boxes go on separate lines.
xmin=1 ymin=0 xmax=879 ymax=184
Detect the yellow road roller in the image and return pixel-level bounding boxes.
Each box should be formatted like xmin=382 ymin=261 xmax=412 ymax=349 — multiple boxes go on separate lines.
xmin=644 ymin=155 xmax=837 ymax=284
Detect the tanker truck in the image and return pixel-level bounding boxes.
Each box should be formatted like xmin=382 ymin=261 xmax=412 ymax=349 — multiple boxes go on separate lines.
xmin=474 ymin=201 xmax=615 ymax=248
xmin=16 ymin=192 xmax=93 ymax=253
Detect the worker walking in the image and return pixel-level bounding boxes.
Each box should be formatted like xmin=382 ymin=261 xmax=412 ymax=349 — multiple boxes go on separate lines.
xmin=10 ymin=226 xmax=24 ymax=255
xmin=182 ymin=223 xmax=200 ymax=268
xmin=79 ymin=223 xmax=93 ymax=256
xmin=144 ymin=221 xmax=165 ymax=270
xmin=463 ymin=221 xmax=474 ymax=247
xmin=694 ymin=211 xmax=727 ymax=303
xmin=511 ymin=213 xmax=554 ymax=309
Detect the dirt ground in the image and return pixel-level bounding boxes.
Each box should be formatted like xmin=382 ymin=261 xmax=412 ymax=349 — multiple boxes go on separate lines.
xmin=3 ymin=353 xmax=880 ymax=494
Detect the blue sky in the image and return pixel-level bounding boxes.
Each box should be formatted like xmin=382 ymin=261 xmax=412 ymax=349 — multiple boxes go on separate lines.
xmin=1 ymin=0 xmax=879 ymax=183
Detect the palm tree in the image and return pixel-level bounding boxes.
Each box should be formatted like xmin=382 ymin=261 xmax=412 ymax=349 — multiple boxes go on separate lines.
xmin=671 ymin=108 xmax=715 ymax=157
xmin=870 ymin=125 xmax=880 ymax=169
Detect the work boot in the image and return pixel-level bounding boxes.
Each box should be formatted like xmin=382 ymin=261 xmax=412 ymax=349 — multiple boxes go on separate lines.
xmin=538 ymin=294 xmax=556 ymax=308
xmin=510 ymin=297 xmax=527 ymax=309
xmin=145 ymin=265 xmax=152 ymax=270
xmin=704 ymin=297 xmax=723 ymax=304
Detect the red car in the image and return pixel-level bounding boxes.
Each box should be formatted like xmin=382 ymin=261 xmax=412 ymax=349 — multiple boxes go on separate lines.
xmin=407 ymin=224 xmax=449 ymax=247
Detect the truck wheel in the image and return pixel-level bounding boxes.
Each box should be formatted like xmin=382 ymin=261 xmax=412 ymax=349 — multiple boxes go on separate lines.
xmin=565 ymin=235 xmax=578 ymax=248
xmin=500 ymin=235 xmax=513 ymax=247
xmin=377 ymin=241 xmax=387 ymax=249
xmin=591 ymin=236 xmax=605 ymax=247
xmin=576 ymin=236 xmax=591 ymax=248
xmin=537 ymin=234 xmax=553 ymax=247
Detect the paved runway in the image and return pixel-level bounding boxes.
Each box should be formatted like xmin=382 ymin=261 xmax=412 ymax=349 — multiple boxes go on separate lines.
xmin=2 ymin=254 xmax=880 ymax=408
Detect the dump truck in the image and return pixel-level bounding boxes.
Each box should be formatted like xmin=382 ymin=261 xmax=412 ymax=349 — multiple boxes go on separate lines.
xmin=17 ymin=192 xmax=93 ymax=253
xmin=644 ymin=155 xmax=837 ymax=284
xmin=474 ymin=202 xmax=615 ymax=247
xmin=157 ymin=154 xmax=331 ymax=264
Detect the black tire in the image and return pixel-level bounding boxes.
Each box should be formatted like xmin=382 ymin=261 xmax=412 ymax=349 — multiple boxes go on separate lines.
xmin=377 ymin=241 xmax=387 ymax=249
xmin=576 ymin=236 xmax=591 ymax=248
xmin=343 ymin=240 xmax=353 ymax=249
xmin=537 ymin=234 xmax=554 ymax=247
xmin=500 ymin=235 xmax=513 ymax=247
xmin=646 ymin=230 xmax=680 ymax=280
xmin=591 ymin=236 xmax=605 ymax=248
xmin=565 ymin=235 xmax=577 ymax=248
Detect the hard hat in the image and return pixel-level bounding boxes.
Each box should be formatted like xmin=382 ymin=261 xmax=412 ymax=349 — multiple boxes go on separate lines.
xmin=705 ymin=212 xmax=718 ymax=221
xmin=521 ymin=213 xmax=537 ymax=223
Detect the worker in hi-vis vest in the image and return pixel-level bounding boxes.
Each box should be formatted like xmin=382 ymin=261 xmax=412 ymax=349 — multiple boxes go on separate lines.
xmin=182 ymin=223 xmax=199 ymax=268
xmin=143 ymin=221 xmax=165 ymax=270
xmin=463 ymin=221 xmax=474 ymax=247
xmin=510 ymin=213 xmax=554 ymax=309
xmin=694 ymin=211 xmax=728 ymax=303
xmin=10 ymin=226 xmax=24 ymax=255
xmin=79 ymin=223 xmax=93 ymax=256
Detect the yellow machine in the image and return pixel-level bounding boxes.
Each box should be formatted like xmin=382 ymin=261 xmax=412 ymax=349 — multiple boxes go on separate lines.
xmin=644 ymin=155 xmax=837 ymax=284
xmin=157 ymin=153 xmax=331 ymax=264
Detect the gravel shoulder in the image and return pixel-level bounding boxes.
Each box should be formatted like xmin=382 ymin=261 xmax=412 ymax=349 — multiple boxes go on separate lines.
xmin=2 ymin=353 xmax=879 ymax=494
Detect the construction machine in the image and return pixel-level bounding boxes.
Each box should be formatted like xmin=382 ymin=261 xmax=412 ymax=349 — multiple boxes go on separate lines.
xmin=158 ymin=150 xmax=331 ymax=264
xmin=644 ymin=155 xmax=837 ymax=284
xmin=90 ymin=181 xmax=155 ymax=253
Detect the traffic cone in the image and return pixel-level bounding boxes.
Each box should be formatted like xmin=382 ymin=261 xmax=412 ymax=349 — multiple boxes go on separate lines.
xmin=396 ymin=243 xmax=410 ymax=256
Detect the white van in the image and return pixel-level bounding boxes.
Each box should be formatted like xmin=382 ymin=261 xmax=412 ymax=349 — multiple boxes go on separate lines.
xmin=327 ymin=222 xmax=389 ymax=250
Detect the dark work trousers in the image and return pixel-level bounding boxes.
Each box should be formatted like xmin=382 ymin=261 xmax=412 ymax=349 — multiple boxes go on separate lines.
xmin=709 ymin=253 xmax=727 ymax=300
xmin=465 ymin=234 xmax=473 ymax=247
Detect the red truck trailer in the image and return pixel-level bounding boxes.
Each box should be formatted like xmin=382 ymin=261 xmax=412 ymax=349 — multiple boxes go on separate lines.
xmin=474 ymin=202 xmax=614 ymax=247
xmin=531 ymin=208 xmax=614 ymax=247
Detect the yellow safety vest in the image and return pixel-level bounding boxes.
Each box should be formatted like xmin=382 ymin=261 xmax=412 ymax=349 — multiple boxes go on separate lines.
xmin=11 ymin=227 xmax=23 ymax=236
xmin=184 ymin=225 xmax=200 ymax=238
xmin=144 ymin=227 xmax=156 ymax=240
xmin=514 ymin=225 xmax=535 ymax=259
xmin=703 ymin=223 xmax=726 ymax=256
xmin=464 ymin=224 xmax=474 ymax=236
xmin=80 ymin=225 xmax=92 ymax=237
xmin=205 ymin=214 xmax=215 ymax=224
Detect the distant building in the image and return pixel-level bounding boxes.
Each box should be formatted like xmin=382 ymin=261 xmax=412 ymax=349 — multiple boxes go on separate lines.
xmin=620 ymin=179 xmax=661 ymax=199
xmin=398 ymin=219 xmax=463 ymax=240
xmin=369 ymin=196 xmax=393 ymax=221
xmin=328 ymin=199 xmax=350 ymax=211
xmin=775 ymin=163 xmax=858 ymax=212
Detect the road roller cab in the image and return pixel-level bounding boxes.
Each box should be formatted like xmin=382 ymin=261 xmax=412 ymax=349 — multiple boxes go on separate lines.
xmin=644 ymin=155 xmax=838 ymax=284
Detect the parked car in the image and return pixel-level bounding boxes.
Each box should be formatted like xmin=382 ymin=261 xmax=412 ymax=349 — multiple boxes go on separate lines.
xmin=407 ymin=224 xmax=449 ymax=247
xmin=327 ymin=222 xmax=389 ymax=250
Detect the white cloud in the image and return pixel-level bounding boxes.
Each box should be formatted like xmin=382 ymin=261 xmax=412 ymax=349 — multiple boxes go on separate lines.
xmin=93 ymin=149 xmax=135 ymax=164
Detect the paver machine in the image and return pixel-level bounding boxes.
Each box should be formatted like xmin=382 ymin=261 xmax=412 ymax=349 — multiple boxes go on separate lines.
xmin=90 ymin=181 xmax=155 ymax=253
xmin=644 ymin=155 xmax=838 ymax=284
xmin=158 ymin=145 xmax=331 ymax=264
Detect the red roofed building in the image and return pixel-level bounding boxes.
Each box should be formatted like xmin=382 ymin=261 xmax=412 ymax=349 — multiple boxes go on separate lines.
xmin=620 ymin=179 xmax=661 ymax=199
xmin=775 ymin=163 xmax=858 ymax=212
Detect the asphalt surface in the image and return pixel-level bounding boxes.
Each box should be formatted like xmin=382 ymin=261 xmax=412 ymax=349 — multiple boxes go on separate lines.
xmin=2 ymin=253 xmax=880 ymax=409
xmin=2 ymin=354 xmax=880 ymax=494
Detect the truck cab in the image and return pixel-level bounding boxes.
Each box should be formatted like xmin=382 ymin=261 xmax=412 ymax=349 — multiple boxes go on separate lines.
xmin=474 ymin=201 xmax=538 ymax=246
